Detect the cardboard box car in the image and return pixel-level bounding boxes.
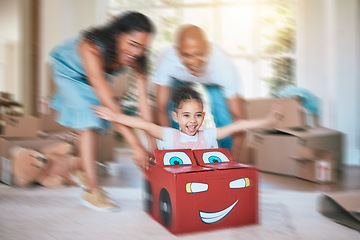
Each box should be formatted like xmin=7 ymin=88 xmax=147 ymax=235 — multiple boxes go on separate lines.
xmin=0 ymin=115 xmax=39 ymax=138
xmin=0 ymin=137 xmax=62 ymax=185
xmin=248 ymin=127 xmax=343 ymax=177
xmin=292 ymin=147 xmax=337 ymax=183
xmin=145 ymin=148 xmax=258 ymax=235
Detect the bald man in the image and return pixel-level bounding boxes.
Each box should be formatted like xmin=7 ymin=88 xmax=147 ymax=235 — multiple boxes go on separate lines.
xmin=153 ymin=24 xmax=245 ymax=160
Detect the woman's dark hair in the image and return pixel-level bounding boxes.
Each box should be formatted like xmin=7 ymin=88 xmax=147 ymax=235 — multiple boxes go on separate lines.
xmin=83 ymin=11 xmax=155 ymax=74
xmin=172 ymin=85 xmax=203 ymax=111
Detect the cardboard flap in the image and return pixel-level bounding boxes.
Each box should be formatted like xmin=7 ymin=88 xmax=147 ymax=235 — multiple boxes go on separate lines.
xmin=192 ymin=148 xmax=234 ymax=167
xmin=163 ymin=165 xmax=214 ymax=174
xmin=192 ymin=148 xmax=254 ymax=170
xmin=154 ymin=149 xmax=197 ymax=167
xmin=253 ymin=129 xmax=295 ymax=136
xmin=318 ymin=191 xmax=360 ymax=231
xmin=295 ymin=146 xmax=335 ymax=161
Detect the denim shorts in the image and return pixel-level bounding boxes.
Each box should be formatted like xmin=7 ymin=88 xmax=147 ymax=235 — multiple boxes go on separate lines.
xmin=50 ymin=60 xmax=111 ymax=133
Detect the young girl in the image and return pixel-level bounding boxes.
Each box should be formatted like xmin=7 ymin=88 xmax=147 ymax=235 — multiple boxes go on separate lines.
xmin=93 ymin=86 xmax=282 ymax=151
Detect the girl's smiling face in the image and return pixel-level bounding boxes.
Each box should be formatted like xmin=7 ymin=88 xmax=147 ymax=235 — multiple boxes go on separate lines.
xmin=172 ymin=99 xmax=205 ymax=136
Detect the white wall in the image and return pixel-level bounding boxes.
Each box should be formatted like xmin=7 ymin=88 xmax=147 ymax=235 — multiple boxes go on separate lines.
xmin=0 ymin=0 xmax=20 ymax=99
xmin=297 ymin=0 xmax=360 ymax=165
xmin=0 ymin=0 xmax=20 ymax=41
xmin=34 ymin=0 xmax=360 ymax=166
xmin=39 ymin=0 xmax=107 ymax=98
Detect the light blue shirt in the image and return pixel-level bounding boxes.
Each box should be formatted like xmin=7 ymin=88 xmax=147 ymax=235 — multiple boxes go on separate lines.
xmin=153 ymin=43 xmax=242 ymax=98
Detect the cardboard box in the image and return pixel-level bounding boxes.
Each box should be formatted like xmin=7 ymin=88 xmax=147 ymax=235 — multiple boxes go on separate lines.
xmin=244 ymin=97 xmax=343 ymax=179
xmin=237 ymin=143 xmax=256 ymax=165
xmin=248 ymin=127 xmax=343 ymax=176
xmin=245 ymin=98 xmax=304 ymax=128
xmin=72 ymin=131 xmax=115 ymax=163
xmin=292 ymin=147 xmax=337 ymax=183
xmin=145 ymin=148 xmax=258 ymax=235
xmin=0 ymin=137 xmax=61 ymax=185
xmin=40 ymin=130 xmax=115 ymax=163
xmin=0 ymin=115 xmax=39 ymax=138
xmin=38 ymin=109 xmax=70 ymax=132
xmin=37 ymin=97 xmax=70 ymax=132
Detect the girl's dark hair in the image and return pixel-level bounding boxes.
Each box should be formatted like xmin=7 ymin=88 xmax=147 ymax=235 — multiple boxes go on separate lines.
xmin=172 ymin=85 xmax=203 ymax=111
xmin=83 ymin=11 xmax=155 ymax=74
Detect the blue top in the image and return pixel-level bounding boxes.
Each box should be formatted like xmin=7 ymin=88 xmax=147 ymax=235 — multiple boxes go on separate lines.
xmin=50 ymin=35 xmax=124 ymax=85
xmin=49 ymin=35 xmax=124 ymax=132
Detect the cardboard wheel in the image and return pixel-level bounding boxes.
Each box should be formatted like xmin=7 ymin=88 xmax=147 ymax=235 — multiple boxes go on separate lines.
xmin=159 ymin=188 xmax=172 ymax=227
xmin=143 ymin=179 xmax=153 ymax=213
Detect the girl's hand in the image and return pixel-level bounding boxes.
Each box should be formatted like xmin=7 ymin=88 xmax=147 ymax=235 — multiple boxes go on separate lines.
xmin=92 ymin=106 xmax=117 ymax=122
xmin=265 ymin=104 xmax=284 ymax=127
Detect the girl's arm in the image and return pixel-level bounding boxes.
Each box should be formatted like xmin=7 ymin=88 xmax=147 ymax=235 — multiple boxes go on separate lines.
xmin=216 ymin=105 xmax=282 ymax=140
xmin=92 ymin=106 xmax=164 ymax=141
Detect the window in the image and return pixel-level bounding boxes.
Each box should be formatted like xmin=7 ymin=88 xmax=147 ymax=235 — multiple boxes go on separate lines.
xmin=108 ymin=0 xmax=297 ymax=98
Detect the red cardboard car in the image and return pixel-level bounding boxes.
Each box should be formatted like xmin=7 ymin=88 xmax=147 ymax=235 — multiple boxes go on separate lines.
xmin=143 ymin=148 xmax=258 ymax=234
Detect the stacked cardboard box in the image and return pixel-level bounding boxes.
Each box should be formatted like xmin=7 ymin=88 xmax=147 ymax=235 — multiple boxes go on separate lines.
xmin=37 ymin=97 xmax=116 ymax=163
xmin=244 ymin=97 xmax=343 ymax=183
xmin=292 ymin=147 xmax=337 ymax=183
xmin=0 ymin=97 xmax=116 ymax=185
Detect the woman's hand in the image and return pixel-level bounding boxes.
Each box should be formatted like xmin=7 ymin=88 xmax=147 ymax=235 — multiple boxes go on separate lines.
xmin=132 ymin=145 xmax=153 ymax=171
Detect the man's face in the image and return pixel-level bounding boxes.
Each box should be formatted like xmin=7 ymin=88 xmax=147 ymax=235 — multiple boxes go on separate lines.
xmin=177 ymin=38 xmax=209 ymax=77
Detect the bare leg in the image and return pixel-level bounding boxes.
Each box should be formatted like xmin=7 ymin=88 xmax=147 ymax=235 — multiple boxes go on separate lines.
xmin=79 ymin=129 xmax=98 ymax=191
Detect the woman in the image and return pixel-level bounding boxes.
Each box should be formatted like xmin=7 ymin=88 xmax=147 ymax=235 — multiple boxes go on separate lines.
xmin=50 ymin=11 xmax=155 ymax=211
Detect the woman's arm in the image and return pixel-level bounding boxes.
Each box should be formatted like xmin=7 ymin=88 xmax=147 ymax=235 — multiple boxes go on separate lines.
xmin=134 ymin=72 xmax=158 ymax=151
xmin=79 ymin=39 xmax=150 ymax=169
xmin=93 ymin=106 xmax=164 ymax=141
xmin=216 ymin=105 xmax=283 ymax=140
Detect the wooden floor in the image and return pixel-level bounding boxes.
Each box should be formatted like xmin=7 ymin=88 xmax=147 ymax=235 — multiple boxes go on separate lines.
xmin=100 ymin=145 xmax=360 ymax=193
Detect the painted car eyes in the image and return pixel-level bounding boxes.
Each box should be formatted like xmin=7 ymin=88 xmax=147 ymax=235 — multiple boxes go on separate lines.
xmin=163 ymin=152 xmax=193 ymax=166
xmin=202 ymin=152 xmax=230 ymax=164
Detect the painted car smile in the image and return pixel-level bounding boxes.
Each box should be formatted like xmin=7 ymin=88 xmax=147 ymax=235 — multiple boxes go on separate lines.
xmin=199 ymin=200 xmax=238 ymax=224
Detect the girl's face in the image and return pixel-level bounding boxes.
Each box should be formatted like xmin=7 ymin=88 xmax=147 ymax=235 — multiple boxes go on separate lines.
xmin=116 ymin=31 xmax=152 ymax=66
xmin=172 ymin=99 xmax=205 ymax=136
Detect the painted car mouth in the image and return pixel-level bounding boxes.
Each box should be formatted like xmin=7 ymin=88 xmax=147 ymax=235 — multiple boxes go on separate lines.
xmin=199 ymin=200 xmax=238 ymax=224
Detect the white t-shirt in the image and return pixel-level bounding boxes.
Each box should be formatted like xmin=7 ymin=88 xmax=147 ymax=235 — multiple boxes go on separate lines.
xmin=156 ymin=127 xmax=218 ymax=150
xmin=153 ymin=43 xmax=242 ymax=98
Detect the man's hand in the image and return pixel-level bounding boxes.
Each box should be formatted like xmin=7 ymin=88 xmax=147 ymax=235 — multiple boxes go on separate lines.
xmin=231 ymin=136 xmax=244 ymax=162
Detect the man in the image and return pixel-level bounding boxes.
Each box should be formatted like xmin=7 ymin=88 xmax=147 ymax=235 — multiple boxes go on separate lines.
xmin=153 ymin=24 xmax=245 ymax=160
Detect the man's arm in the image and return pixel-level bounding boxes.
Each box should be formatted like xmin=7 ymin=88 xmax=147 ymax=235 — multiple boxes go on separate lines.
xmin=155 ymin=84 xmax=172 ymax=127
xmin=227 ymin=96 xmax=246 ymax=162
